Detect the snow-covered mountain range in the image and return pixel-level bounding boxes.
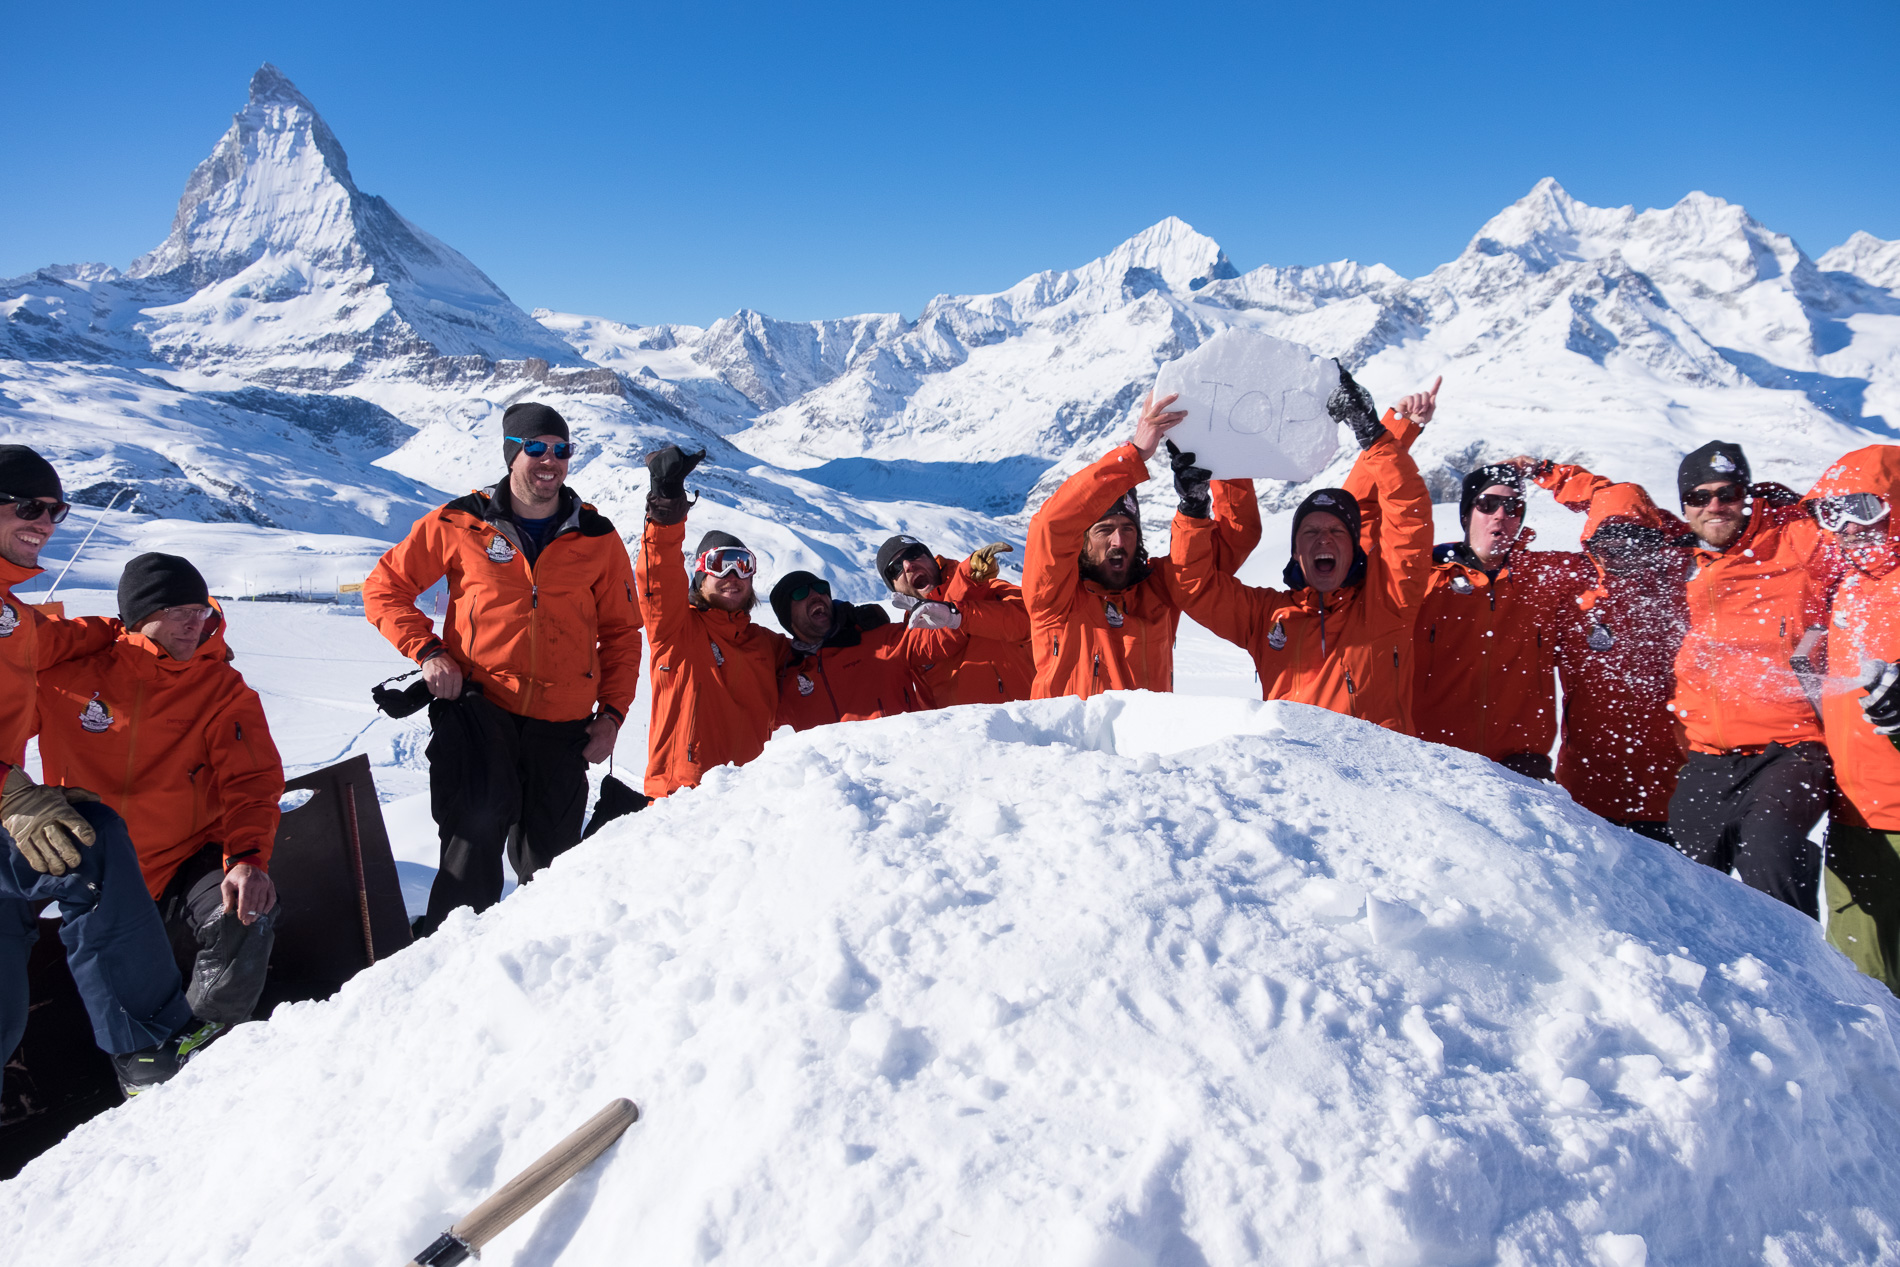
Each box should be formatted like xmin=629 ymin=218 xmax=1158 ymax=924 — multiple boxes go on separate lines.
xmin=4 ymin=63 xmax=1898 ymax=593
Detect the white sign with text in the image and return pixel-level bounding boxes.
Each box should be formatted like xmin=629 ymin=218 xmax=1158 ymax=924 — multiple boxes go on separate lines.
xmin=1152 ymin=329 xmax=1341 ymax=481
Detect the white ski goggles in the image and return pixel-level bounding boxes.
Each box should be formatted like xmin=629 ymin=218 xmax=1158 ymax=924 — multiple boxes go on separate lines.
xmin=695 ymin=546 xmax=757 ymax=578
xmin=1815 ymin=493 xmax=1890 ymax=533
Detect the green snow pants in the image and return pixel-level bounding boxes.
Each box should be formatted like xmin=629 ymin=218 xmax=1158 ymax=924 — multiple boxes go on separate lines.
xmin=1825 ymin=821 xmax=1900 ymax=997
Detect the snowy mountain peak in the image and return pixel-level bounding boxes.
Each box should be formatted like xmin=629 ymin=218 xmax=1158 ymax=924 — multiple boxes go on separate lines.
xmin=1092 ymin=215 xmax=1242 ymax=293
xmin=115 ymin=63 xmax=583 ymax=380
xmin=1462 ymin=178 xmax=1638 ymax=271
xmin=1821 ymin=230 xmax=1900 ymax=291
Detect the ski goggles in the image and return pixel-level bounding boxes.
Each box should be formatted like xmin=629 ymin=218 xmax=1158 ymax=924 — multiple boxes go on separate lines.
xmin=784 ymin=578 xmax=831 ymax=603
xmin=1471 ymin=494 xmax=1525 ymax=518
xmin=1814 ymin=492 xmax=1890 ymax=533
xmin=506 ymin=437 xmax=576 ymax=459
xmin=1683 ymin=482 xmax=1744 ymax=508
xmin=695 ymin=546 xmax=757 ymax=578
xmin=0 ymin=494 xmax=72 ymax=523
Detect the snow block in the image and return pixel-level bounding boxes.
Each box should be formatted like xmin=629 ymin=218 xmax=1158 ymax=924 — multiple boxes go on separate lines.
xmin=4 ymin=697 xmax=1899 ymax=1265
xmin=1153 ymin=328 xmax=1342 ymax=481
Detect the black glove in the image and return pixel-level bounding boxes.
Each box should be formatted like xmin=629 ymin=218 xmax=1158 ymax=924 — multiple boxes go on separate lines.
xmin=644 ymin=445 xmax=705 ymax=524
xmin=1328 ymin=361 xmax=1385 ymax=450
xmin=1165 ymin=440 xmax=1212 ymax=519
xmin=1749 ymin=481 xmax=1801 ymax=508
xmin=852 ymin=602 xmax=891 ymax=631
xmin=1859 ymin=660 xmax=1900 ymax=734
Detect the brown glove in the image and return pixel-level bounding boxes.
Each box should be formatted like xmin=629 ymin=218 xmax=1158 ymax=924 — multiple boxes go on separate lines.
xmin=2 ymin=766 xmax=101 ymax=877
xmin=967 ymin=541 xmax=1014 ymax=583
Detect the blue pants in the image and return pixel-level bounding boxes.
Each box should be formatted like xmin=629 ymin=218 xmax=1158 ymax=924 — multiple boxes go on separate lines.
xmin=1 ymin=801 xmax=192 ymax=1064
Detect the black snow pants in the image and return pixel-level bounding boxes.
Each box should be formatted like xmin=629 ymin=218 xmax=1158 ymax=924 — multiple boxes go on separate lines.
xmin=1668 ymin=741 xmax=1833 ymax=918
xmin=420 ymin=691 xmax=590 ymax=932
xmin=157 ymin=843 xmax=277 ymax=1026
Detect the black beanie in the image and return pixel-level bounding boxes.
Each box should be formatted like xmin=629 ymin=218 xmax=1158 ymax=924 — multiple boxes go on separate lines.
xmin=1677 ymin=441 xmax=1749 ymax=505
xmin=876 ymin=534 xmax=931 ymax=587
xmin=1459 ymin=464 xmax=1525 ymax=526
xmin=1094 ymin=487 xmax=1140 ymax=527
xmin=118 ymin=552 xmax=209 ymax=628
xmin=501 ymin=403 xmax=571 ymax=468
xmin=1284 ymin=488 xmax=1366 ymax=589
xmin=770 ymin=570 xmax=831 ymax=631
xmin=0 ymin=445 xmax=63 ymax=501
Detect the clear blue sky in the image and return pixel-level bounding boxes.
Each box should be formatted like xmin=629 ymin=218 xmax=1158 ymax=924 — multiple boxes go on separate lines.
xmin=3 ymin=0 xmax=1895 ymax=327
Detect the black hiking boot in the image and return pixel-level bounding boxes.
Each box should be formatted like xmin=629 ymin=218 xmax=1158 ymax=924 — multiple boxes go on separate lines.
xmin=112 ymin=1019 xmax=225 ymax=1097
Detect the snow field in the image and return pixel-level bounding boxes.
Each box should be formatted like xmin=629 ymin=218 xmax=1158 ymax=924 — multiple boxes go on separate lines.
xmin=5 ymin=695 xmax=1898 ymax=1265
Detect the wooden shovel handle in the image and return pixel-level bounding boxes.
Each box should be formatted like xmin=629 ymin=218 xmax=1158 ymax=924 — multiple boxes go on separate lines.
xmin=451 ymin=1098 xmax=639 ymax=1250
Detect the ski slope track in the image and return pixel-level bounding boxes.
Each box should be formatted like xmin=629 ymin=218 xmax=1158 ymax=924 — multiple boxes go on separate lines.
xmin=4 ymin=697 xmax=1898 ymax=1266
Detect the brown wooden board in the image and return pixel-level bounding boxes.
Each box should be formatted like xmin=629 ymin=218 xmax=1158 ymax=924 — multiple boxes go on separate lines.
xmin=1 ymin=755 xmax=411 ymax=1175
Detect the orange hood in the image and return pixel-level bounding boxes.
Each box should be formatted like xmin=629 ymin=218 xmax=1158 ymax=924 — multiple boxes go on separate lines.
xmin=1806 ymin=445 xmax=1900 ymax=577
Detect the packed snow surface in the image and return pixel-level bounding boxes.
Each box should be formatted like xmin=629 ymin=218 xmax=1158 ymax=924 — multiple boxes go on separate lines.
xmin=7 ymin=695 xmax=1899 ymax=1266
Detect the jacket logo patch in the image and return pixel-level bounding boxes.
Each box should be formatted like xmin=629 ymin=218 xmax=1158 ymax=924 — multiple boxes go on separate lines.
xmin=0 ymin=602 xmax=16 ymax=638
xmin=709 ymin=639 xmax=725 ymax=667
xmin=79 ymin=694 xmax=113 ymax=733
xmin=1450 ymin=575 xmax=1475 ymax=595
xmin=1587 ymin=621 xmax=1615 ymax=652
xmin=796 ymin=673 xmax=815 ymax=696
xmin=486 ymin=535 xmax=517 ymax=563
xmin=1267 ymin=620 xmax=1287 ymax=650
xmin=1104 ymin=601 xmax=1124 ymax=628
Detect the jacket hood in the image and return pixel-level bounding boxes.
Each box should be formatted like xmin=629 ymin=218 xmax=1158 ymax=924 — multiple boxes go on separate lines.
xmin=1581 ymin=484 xmax=1667 ymax=543
xmin=1806 ymin=444 xmax=1900 ymax=577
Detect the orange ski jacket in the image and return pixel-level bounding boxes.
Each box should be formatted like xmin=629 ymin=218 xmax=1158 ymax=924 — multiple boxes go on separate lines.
xmin=1671 ymin=489 xmax=1826 ymax=754
xmin=776 ymin=608 xmax=965 ymax=731
xmin=1023 ymin=445 xmax=1260 ymax=700
xmin=364 ymin=485 xmax=642 ymax=725
xmin=915 ymin=554 xmax=1034 ymax=706
xmin=0 ymin=556 xmax=116 ymax=772
xmin=1411 ymin=534 xmax=1593 ymax=763
xmin=1172 ymin=427 xmax=1434 ymax=731
xmin=1806 ymin=445 xmax=1900 ymax=829
xmin=1534 ymin=465 xmax=1691 ymax=822
xmin=37 ymin=607 xmax=284 ymax=897
xmin=636 ymin=518 xmax=790 ymax=798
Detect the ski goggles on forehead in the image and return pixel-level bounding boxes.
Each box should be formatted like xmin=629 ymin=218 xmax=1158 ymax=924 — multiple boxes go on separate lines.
xmin=0 ymin=494 xmax=72 ymax=523
xmin=1683 ymin=482 xmax=1744 ymax=508
xmin=1815 ymin=492 xmax=1891 ymax=533
xmin=507 ymin=436 xmax=576 ymax=459
xmin=1471 ymin=494 xmax=1525 ymax=517
xmin=695 ymin=546 xmax=757 ymax=578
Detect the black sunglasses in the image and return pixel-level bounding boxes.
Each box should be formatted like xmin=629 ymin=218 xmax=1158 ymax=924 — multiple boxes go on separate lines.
xmin=0 ymin=495 xmax=72 ymax=523
xmin=787 ymin=579 xmax=832 ymax=602
xmin=1684 ymin=483 xmax=1744 ymax=508
xmin=884 ymin=543 xmax=931 ymax=580
xmin=1472 ymin=494 xmax=1525 ymax=517
xmin=508 ymin=436 xmax=576 ymax=459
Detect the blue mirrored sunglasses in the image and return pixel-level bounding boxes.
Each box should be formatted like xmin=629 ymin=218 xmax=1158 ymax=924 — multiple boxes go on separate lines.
xmin=508 ymin=436 xmax=576 ymax=459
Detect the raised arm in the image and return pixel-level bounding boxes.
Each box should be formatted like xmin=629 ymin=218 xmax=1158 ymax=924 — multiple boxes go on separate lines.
xmin=635 ymin=517 xmax=693 ymax=649
xmin=1025 ymin=444 xmax=1151 ymax=622
xmin=1209 ymin=479 xmax=1261 ymax=575
xmin=1168 ymin=511 xmax=1282 ymax=649
xmin=364 ymin=515 xmax=452 ymax=664
xmin=1352 ymin=431 xmax=1435 ymax=614
xmin=950 ymin=562 xmax=1030 ymax=645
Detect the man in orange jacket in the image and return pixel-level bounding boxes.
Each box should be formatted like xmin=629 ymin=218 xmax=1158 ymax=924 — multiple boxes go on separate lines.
xmin=1171 ymin=376 xmax=1435 ymax=730
xmin=365 ymin=403 xmax=642 ymax=933
xmin=1411 ymin=454 xmax=1593 ymax=777
xmin=771 ymin=570 xmax=967 ymax=730
xmin=637 ymin=444 xmax=789 ymax=797
xmin=1022 ymin=392 xmax=1263 ymax=700
xmin=38 ymin=553 xmax=285 ymax=1026
xmin=876 ymin=534 xmax=1033 ymax=706
xmin=1523 ymin=464 xmax=1691 ymax=840
xmin=1663 ymin=440 xmax=1831 ymax=916
xmin=1 ymin=446 xmax=212 ymax=1097
xmin=1802 ymin=445 xmax=1900 ymax=992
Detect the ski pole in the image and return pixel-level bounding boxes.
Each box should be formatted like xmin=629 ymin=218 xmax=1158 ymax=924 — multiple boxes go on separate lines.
xmin=404 ymin=1098 xmax=640 ymax=1266
xmin=44 ymin=488 xmax=138 ymax=603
